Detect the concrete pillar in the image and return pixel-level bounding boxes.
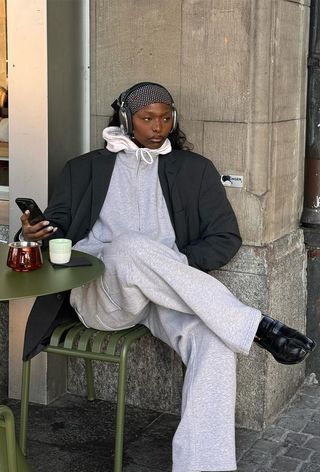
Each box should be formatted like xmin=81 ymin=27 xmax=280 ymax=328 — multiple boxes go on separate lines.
xmin=71 ymin=0 xmax=311 ymax=429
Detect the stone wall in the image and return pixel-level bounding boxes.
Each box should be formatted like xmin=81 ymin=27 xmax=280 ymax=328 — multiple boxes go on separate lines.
xmin=90 ymin=0 xmax=308 ymax=245
xmin=68 ymin=0 xmax=311 ymax=430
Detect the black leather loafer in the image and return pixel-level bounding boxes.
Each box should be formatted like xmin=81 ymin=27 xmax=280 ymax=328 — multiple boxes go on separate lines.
xmin=254 ymin=315 xmax=316 ymax=365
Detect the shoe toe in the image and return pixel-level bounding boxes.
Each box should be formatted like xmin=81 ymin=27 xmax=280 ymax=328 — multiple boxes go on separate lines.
xmin=292 ymin=333 xmax=316 ymax=352
xmin=256 ymin=334 xmax=309 ymax=365
xmin=273 ymin=342 xmax=308 ymax=365
xmin=255 ymin=315 xmax=317 ymax=364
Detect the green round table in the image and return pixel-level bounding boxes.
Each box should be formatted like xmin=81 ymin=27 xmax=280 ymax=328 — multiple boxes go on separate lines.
xmin=0 ymin=242 xmax=105 ymax=301
xmin=0 ymin=242 xmax=105 ymax=471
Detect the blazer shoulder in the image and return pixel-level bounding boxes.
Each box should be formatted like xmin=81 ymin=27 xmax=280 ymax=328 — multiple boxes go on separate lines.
xmin=173 ymin=149 xmax=211 ymax=162
xmin=172 ymin=149 xmax=218 ymax=171
xmin=67 ymin=149 xmax=116 ymax=169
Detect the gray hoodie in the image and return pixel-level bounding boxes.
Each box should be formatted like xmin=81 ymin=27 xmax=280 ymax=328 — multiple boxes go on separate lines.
xmin=73 ymin=126 xmax=185 ymax=263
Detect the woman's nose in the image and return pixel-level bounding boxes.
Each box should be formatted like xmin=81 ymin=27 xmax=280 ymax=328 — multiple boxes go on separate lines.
xmin=152 ymin=119 xmax=161 ymax=132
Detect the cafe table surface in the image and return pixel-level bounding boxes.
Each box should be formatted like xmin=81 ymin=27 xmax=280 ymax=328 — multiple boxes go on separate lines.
xmin=0 ymin=242 xmax=105 ymax=301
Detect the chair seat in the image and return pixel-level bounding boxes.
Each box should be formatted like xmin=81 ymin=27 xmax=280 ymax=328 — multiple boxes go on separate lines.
xmin=45 ymin=320 xmax=150 ymax=361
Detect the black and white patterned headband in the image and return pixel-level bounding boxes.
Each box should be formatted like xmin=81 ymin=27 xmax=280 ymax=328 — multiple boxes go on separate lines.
xmin=121 ymin=83 xmax=173 ymax=115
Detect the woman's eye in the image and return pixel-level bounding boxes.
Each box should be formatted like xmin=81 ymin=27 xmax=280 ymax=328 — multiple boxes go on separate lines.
xmin=143 ymin=117 xmax=151 ymax=121
xmin=163 ymin=117 xmax=170 ymax=122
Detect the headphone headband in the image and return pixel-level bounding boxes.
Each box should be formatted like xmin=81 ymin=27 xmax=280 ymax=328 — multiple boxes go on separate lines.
xmin=117 ymin=82 xmax=177 ymax=136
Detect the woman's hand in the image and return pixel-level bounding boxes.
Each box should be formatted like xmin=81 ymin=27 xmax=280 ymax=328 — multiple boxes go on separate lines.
xmin=21 ymin=210 xmax=57 ymax=242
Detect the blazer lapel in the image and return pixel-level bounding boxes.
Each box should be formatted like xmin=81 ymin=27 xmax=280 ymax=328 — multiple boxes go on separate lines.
xmin=158 ymin=150 xmax=182 ymax=189
xmin=158 ymin=150 xmax=184 ymax=225
xmin=90 ymin=150 xmax=116 ymax=228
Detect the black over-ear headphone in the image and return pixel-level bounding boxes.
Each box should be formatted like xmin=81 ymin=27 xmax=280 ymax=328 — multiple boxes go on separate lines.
xmin=117 ymin=82 xmax=177 ymax=136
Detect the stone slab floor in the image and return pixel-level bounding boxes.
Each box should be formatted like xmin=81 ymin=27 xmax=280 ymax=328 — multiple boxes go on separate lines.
xmin=4 ymin=379 xmax=320 ymax=472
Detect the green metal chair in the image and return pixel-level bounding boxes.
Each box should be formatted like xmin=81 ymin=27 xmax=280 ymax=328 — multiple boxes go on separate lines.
xmin=19 ymin=321 xmax=150 ymax=472
xmin=0 ymin=405 xmax=32 ymax=472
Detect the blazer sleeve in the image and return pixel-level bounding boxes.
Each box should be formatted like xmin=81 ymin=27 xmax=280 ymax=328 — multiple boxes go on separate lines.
xmin=180 ymin=160 xmax=242 ymax=272
xmin=43 ymin=161 xmax=73 ymax=239
xmin=13 ymin=163 xmax=72 ymax=243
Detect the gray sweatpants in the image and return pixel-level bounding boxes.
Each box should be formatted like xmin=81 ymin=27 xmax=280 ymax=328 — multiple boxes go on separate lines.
xmin=70 ymin=232 xmax=261 ymax=472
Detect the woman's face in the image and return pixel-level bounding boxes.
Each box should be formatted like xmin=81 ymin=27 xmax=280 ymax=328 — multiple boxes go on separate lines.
xmin=131 ymin=103 xmax=173 ymax=149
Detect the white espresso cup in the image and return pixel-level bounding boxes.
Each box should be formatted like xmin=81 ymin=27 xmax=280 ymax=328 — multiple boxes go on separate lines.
xmin=49 ymin=238 xmax=72 ymax=264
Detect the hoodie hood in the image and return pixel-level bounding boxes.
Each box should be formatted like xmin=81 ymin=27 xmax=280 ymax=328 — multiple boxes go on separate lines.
xmin=102 ymin=126 xmax=172 ymax=157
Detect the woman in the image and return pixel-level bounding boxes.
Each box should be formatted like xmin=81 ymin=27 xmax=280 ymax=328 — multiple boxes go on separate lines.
xmin=21 ymin=82 xmax=315 ymax=472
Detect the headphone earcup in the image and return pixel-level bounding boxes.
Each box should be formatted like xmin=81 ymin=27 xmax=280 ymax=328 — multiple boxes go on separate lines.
xmin=119 ymin=105 xmax=133 ymax=136
xmin=171 ymin=106 xmax=177 ymax=133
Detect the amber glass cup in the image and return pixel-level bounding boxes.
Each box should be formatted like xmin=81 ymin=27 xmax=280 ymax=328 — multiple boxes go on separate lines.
xmin=7 ymin=241 xmax=43 ymax=272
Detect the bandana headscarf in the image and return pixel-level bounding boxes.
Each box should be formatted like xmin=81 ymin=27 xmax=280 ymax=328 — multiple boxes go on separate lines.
xmin=124 ymin=84 xmax=173 ymax=115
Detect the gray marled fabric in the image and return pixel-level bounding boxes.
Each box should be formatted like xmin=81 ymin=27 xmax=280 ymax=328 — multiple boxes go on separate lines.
xmin=71 ymin=233 xmax=261 ymax=471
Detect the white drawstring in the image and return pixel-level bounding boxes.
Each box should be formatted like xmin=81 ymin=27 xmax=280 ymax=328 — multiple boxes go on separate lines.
xmin=135 ymin=148 xmax=154 ymax=165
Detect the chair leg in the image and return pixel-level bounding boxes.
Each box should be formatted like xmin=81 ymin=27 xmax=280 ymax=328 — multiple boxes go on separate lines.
xmin=19 ymin=360 xmax=31 ymax=456
xmin=84 ymin=358 xmax=95 ymax=401
xmin=0 ymin=405 xmax=18 ymax=472
xmin=113 ymin=355 xmax=128 ymax=472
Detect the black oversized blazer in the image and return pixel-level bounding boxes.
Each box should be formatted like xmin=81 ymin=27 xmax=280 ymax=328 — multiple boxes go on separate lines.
xmin=22 ymin=148 xmax=241 ymax=360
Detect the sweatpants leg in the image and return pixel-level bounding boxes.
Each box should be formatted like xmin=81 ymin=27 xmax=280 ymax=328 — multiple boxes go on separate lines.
xmin=143 ymin=305 xmax=237 ymax=472
xmin=71 ymin=232 xmax=261 ymax=354
xmin=69 ymin=232 xmax=260 ymax=471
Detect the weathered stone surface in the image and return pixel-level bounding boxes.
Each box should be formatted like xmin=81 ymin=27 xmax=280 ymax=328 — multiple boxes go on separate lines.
xmin=90 ymin=114 xmax=109 ymax=150
xmin=271 ymin=0 xmax=309 ymax=122
xmin=181 ymin=0 xmax=252 ymax=123
xmin=93 ymin=0 xmax=182 ymax=117
xmin=263 ymin=119 xmax=306 ymax=244
xmin=90 ymin=0 xmax=308 ymax=246
xmin=189 ymin=118 xmax=305 ymax=246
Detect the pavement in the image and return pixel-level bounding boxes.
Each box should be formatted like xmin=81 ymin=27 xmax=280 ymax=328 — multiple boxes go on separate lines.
xmin=4 ymin=375 xmax=320 ymax=472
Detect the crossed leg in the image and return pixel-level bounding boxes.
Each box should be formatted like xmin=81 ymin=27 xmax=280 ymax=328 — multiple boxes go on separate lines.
xmin=71 ymin=232 xmax=261 ymax=355
xmin=70 ymin=231 xmax=262 ymax=471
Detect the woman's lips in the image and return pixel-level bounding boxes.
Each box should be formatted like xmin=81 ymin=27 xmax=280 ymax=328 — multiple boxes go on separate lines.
xmin=149 ymin=137 xmax=163 ymax=143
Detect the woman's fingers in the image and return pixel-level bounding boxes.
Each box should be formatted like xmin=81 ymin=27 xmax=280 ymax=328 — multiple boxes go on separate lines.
xmin=21 ymin=211 xmax=57 ymax=241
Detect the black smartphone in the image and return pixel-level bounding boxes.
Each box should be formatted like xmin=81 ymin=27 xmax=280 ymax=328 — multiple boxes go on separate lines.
xmin=15 ymin=198 xmax=46 ymax=225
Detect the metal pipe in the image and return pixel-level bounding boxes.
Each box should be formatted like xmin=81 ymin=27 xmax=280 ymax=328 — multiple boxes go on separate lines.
xmin=301 ymin=0 xmax=320 ymax=226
